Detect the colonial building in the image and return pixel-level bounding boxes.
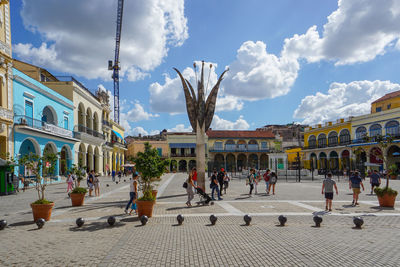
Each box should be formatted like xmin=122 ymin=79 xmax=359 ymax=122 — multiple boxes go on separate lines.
xmin=207 ymin=130 xmax=279 ymax=171
xmin=0 ymin=0 xmax=12 ymax=159
xmin=257 ymin=124 xmax=306 ymax=149
xmin=12 ymin=67 xmax=77 ymax=180
xmin=303 ymin=118 xmax=352 ymax=171
xmin=110 ymin=121 xmax=126 ymax=172
xmin=167 ymin=132 xmax=207 ymax=172
xmin=126 ymin=132 xmax=168 ymax=161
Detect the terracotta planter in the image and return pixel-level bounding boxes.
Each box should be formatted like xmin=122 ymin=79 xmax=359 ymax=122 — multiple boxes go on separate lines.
xmin=136 ymin=200 xmax=155 ymax=218
xmin=377 ymin=193 xmax=397 ymax=208
xmin=31 ymin=202 xmax=55 ymax=222
xmin=391 ymin=175 xmax=397 ymax=180
xmin=70 ymin=193 xmax=86 ymax=206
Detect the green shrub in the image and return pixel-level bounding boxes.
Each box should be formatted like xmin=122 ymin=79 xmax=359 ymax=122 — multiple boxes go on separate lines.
xmin=32 ymin=199 xmax=53 ymax=205
xmin=138 ymin=191 xmax=156 ymax=201
xmin=71 ymin=187 xmax=88 ymax=194
xmin=374 ymin=187 xmax=398 ymax=197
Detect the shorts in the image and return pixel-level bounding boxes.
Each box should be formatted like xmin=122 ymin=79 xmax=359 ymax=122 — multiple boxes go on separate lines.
xmin=371 ymin=183 xmax=380 ymax=187
xmin=325 ymin=192 xmax=333 ymax=200
xmin=88 ymin=183 xmax=94 ymax=190
xmin=352 ymin=188 xmax=360 ymax=194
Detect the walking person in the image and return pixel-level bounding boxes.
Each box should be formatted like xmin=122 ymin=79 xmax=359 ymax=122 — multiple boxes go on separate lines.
xmin=185 ymin=172 xmax=195 ymax=207
xmin=248 ymin=169 xmax=256 ymax=196
xmin=112 ymin=170 xmax=116 ymax=182
xmin=210 ymin=169 xmax=222 ymax=201
xmin=223 ymin=171 xmax=230 ymax=194
xmin=268 ymin=172 xmax=278 ymax=195
xmin=125 ymin=172 xmax=139 ymax=214
xmin=263 ymin=169 xmax=271 ymax=194
xmin=217 ymin=168 xmax=225 ymax=196
xmin=321 ymin=173 xmax=339 ymax=211
xmin=191 ymin=167 xmax=198 ymax=192
xmin=369 ymin=170 xmax=381 ymax=194
xmin=67 ymin=174 xmax=74 ymax=194
xmin=118 ymin=171 xmax=122 ymax=182
xmin=87 ymin=171 xmax=94 ymax=197
xmin=93 ymin=171 xmax=100 ymax=197
xmin=349 ymin=171 xmax=364 ymax=206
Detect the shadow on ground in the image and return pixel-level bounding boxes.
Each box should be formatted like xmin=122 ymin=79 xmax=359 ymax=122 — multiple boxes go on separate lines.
xmin=69 ymin=221 xmax=126 ymax=232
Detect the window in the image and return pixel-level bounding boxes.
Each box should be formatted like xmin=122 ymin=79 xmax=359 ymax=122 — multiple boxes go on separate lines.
xmin=317 ymin=134 xmax=327 ymax=148
xmin=370 ymin=124 xmax=382 ymax=138
xmin=25 ymin=100 xmax=33 ymax=126
xmin=171 ymin=148 xmax=176 ymax=155
xmin=356 ymin=127 xmax=367 ymax=140
xmin=339 ymin=129 xmax=351 ymax=145
xmin=308 ymin=135 xmax=316 ymax=148
xmin=190 ymin=148 xmax=195 ymax=155
xmin=214 ymin=142 xmax=223 ymax=149
xmin=385 ymin=121 xmax=399 ymax=136
xmin=376 ymin=107 xmax=382 ymax=112
xmin=63 ymin=116 xmax=69 ymax=130
xmin=387 ymin=104 xmax=391 ymax=110
xmin=261 ymin=142 xmax=268 ymax=148
xmin=328 ymin=132 xmax=338 ymax=147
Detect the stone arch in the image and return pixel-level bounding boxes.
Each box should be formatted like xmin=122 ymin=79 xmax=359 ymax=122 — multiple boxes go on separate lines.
xmin=329 ymin=151 xmax=339 ymax=170
xmin=310 ymin=153 xmax=318 ymax=169
xmin=188 ymin=160 xmax=196 ymax=171
xmin=93 ymin=112 xmax=99 ymax=132
xmin=226 ymin=153 xmax=235 ymax=172
xmin=369 ymin=147 xmax=383 ymax=165
xmin=260 ymin=154 xmax=268 ymax=170
xmin=317 ymin=133 xmax=327 ymax=148
xmin=237 ymin=153 xmax=247 ymax=171
xmin=170 ymin=160 xmax=177 ymax=172
xmin=60 ymin=145 xmax=72 ymax=175
xmin=78 ymin=103 xmax=85 ymax=126
xmin=41 ymin=105 xmax=58 ymax=125
xmin=341 ymin=150 xmax=350 ymax=170
xmin=387 ymin=145 xmax=400 ymax=167
xmin=87 ymin=145 xmax=94 ymax=172
xmin=43 ymin=142 xmax=58 ymax=177
xmin=78 ymin=143 xmax=86 ymax=167
xmin=385 ymin=120 xmax=399 ymax=136
xmin=18 ymin=138 xmax=41 ymax=176
xmin=248 ymin=154 xmax=258 ymax=169
xmin=214 ymin=154 xmax=225 ymax=170
xmin=86 ymin=107 xmax=93 ymax=130
xmin=319 ymin=152 xmax=327 ymax=169
xmin=339 ymin=129 xmax=351 ymax=145
xmin=328 ymin=131 xmax=338 ymax=146
xmin=178 ymin=160 xmax=187 ymax=172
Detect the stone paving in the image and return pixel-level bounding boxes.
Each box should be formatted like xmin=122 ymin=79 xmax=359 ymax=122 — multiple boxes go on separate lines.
xmin=1 ymin=173 xmax=400 ymax=266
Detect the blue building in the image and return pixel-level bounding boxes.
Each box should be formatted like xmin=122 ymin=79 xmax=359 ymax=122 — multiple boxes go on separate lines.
xmin=12 ymin=68 xmax=78 ymax=182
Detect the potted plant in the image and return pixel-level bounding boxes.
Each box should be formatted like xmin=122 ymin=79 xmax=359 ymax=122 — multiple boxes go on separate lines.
xmin=388 ymin=164 xmax=398 ymax=179
xmin=19 ymin=152 xmax=58 ymax=221
xmin=366 ymin=134 xmax=399 ymax=207
xmin=134 ymin=142 xmax=169 ymax=217
xmin=68 ymin=164 xmax=87 ymax=206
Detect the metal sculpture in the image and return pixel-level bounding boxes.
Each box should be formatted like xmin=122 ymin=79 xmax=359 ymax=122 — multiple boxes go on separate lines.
xmin=174 ymin=61 xmax=228 ymax=191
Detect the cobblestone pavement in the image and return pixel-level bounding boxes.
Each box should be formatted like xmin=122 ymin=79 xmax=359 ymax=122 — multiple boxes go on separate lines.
xmin=1 ymin=173 xmax=400 ymax=266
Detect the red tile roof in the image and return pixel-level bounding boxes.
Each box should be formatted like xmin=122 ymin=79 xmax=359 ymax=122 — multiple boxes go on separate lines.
xmin=206 ymin=130 xmax=275 ymax=138
xmin=372 ymin=90 xmax=400 ymax=104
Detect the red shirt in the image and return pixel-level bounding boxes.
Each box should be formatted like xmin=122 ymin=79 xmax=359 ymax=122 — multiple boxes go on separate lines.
xmin=192 ymin=171 xmax=197 ymax=181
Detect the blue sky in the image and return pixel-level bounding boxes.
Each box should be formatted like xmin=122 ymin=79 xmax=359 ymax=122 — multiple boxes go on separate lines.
xmin=10 ymin=0 xmax=400 ymax=136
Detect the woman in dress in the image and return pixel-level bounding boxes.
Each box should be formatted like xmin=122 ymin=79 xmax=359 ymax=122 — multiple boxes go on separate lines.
xmin=186 ymin=172 xmax=195 ymax=207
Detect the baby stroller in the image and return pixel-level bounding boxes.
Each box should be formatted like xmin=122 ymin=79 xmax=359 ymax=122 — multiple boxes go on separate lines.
xmin=196 ymin=187 xmax=214 ymax=206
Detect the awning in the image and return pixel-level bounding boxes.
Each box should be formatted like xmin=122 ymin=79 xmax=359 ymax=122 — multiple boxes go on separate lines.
xmin=112 ymin=130 xmax=125 ymax=142
xmin=169 ymin=143 xmax=196 ymax=148
xmin=121 ymin=163 xmax=135 ymax=167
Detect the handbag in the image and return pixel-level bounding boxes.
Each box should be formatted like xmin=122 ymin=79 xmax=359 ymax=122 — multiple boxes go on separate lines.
xmin=183 ymin=182 xmax=188 ymax=188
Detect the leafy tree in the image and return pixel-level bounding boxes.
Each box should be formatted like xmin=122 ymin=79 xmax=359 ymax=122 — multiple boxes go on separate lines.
xmin=133 ymin=142 xmax=169 ymax=201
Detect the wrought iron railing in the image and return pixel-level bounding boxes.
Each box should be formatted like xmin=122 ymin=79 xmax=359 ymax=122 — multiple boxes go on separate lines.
xmin=75 ymin=124 xmax=105 ymax=139
xmin=15 ymin=115 xmax=73 ymax=138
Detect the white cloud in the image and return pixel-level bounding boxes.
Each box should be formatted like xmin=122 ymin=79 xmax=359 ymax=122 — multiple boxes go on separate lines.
xmin=293 ymin=80 xmax=400 ymax=125
xmin=224 ymin=41 xmax=299 ymax=100
xmin=14 ymin=0 xmax=188 ymax=80
xmin=211 ymin=115 xmax=250 ymax=130
xmin=131 ymin=127 xmax=149 ymax=136
xmin=168 ymin=124 xmax=192 ymax=132
xmin=149 ymin=61 xmax=243 ymax=114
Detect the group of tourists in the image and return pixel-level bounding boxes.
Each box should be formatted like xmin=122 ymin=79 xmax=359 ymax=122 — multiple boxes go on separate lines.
xmin=247 ymin=169 xmax=277 ymax=196
xmin=321 ymin=169 xmax=383 ymax=211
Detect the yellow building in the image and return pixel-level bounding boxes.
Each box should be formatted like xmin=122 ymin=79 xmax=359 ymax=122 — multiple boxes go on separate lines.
xmin=0 ymin=0 xmax=12 ymax=159
xmin=111 ymin=121 xmax=126 ymax=172
xmin=371 ymin=91 xmax=400 ymax=113
xmin=285 ymin=147 xmax=302 ymax=169
xmin=126 ymin=139 xmax=168 ymax=159
xmin=303 ymin=119 xmax=352 ymax=171
xmin=167 ymin=132 xmax=203 ymax=172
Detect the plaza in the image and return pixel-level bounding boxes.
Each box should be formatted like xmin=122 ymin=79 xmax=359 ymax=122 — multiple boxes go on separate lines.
xmin=1 ymin=173 xmax=400 ymax=266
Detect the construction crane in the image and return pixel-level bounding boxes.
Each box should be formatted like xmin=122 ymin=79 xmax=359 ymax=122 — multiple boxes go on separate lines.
xmin=108 ymin=0 xmax=124 ymax=123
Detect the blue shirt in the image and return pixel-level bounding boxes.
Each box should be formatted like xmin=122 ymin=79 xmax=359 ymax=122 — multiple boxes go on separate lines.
xmin=370 ymin=173 xmax=380 ymax=184
xmin=350 ymin=176 xmax=362 ymax=188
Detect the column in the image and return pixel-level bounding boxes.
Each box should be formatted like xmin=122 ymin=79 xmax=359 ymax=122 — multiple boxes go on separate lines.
xmin=55 ymin=155 xmax=60 ymax=182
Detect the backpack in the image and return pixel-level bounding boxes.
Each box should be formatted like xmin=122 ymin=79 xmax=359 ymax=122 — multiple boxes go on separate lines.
xmin=263 ymin=173 xmax=270 ymax=182
xmin=183 ymin=182 xmax=188 ymax=188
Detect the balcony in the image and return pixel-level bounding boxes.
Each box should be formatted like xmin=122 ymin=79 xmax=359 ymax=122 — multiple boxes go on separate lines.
xmin=209 ymin=145 xmax=270 ymax=152
xmin=75 ymin=124 xmax=105 ymax=139
xmin=102 ymin=120 xmax=111 ymax=127
xmin=14 ymin=115 xmax=74 ymax=139
xmin=170 ymin=153 xmax=196 ymax=157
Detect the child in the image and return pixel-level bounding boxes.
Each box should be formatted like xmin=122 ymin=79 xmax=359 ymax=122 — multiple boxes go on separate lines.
xmin=321 ymin=173 xmax=338 ymax=211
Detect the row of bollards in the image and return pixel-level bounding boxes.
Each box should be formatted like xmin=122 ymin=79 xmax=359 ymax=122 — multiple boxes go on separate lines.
xmin=0 ymin=215 xmax=365 ymax=230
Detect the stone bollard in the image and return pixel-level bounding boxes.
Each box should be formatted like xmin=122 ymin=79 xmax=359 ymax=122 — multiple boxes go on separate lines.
xmin=140 ymin=215 xmax=148 ymax=226
xmin=209 ymin=215 xmax=217 ymax=225
xmin=353 ymin=217 xmax=364 ymax=229
xmin=107 ymin=216 xmax=116 ymax=226
xmin=244 ymin=214 xmax=252 ymax=226
xmin=0 ymin=220 xmax=7 ymax=230
xmin=76 ymin=217 xmax=85 ymax=227
xmin=177 ymin=214 xmax=184 ymax=225
xmin=36 ymin=218 xmax=45 ymax=229
xmin=313 ymin=215 xmax=323 ymax=227
xmin=278 ymin=215 xmax=287 ymax=226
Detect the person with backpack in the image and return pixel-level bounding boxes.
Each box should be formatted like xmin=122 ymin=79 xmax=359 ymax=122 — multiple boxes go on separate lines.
xmin=268 ymin=172 xmax=278 ymax=195
xmin=217 ymin=168 xmax=225 ymax=196
xmin=247 ymin=169 xmax=257 ymax=196
xmin=210 ymin=169 xmax=222 ymax=201
xmin=263 ymin=169 xmax=271 ymax=194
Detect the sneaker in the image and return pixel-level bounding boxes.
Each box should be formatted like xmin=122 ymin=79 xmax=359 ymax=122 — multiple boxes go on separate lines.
xmin=124 ymin=209 xmax=128 ymax=214
xmin=325 ymin=207 xmax=328 ymax=211
xmin=329 ymin=209 xmax=332 ymax=212
xmin=218 ymin=198 xmax=223 ymax=201
xmin=211 ymin=198 xmax=216 ymax=201
xmin=355 ymin=202 xmax=359 ymax=205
